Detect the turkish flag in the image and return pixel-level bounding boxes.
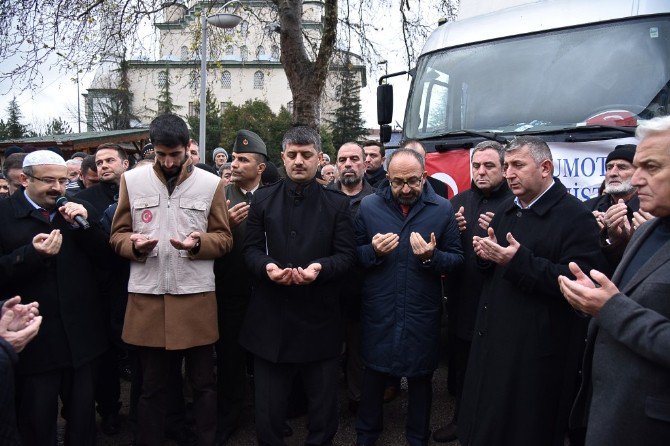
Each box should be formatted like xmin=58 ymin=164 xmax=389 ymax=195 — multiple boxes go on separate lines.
xmin=425 ymin=149 xmax=471 ymax=199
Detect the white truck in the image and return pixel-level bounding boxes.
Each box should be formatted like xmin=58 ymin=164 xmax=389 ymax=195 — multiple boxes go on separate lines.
xmin=378 ymin=0 xmax=670 ymax=199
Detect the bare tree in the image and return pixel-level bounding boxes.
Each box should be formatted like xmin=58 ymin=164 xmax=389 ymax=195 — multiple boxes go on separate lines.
xmin=1 ymin=0 xmax=459 ymax=127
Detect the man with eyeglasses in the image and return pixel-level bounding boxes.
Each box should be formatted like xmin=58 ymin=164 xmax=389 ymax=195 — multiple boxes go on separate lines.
xmin=0 ymin=150 xmax=112 ymax=445
xmin=353 ymin=148 xmax=463 ymax=446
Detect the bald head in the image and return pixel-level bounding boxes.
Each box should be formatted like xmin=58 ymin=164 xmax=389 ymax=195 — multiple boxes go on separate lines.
xmin=400 ymin=139 xmax=426 ymax=158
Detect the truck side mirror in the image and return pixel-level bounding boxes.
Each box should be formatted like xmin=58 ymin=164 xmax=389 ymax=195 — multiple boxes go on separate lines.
xmin=380 ymin=124 xmax=392 ymax=143
xmin=377 ymin=84 xmax=393 ymax=125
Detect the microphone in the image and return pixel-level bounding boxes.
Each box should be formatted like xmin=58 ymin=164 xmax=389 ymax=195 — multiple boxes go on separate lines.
xmin=55 ymin=196 xmax=90 ymax=229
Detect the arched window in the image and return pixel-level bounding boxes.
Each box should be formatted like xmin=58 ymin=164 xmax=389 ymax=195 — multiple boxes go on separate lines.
xmin=240 ymin=20 xmax=249 ymax=36
xmin=271 ymin=45 xmax=280 ymax=60
xmin=180 ymin=46 xmax=189 ymax=60
xmin=256 ymin=46 xmax=266 ymax=59
xmin=158 ymin=71 xmax=168 ymax=89
xmin=253 ymin=71 xmax=264 ymax=89
xmin=221 ymin=71 xmax=231 ymax=89
xmin=240 ymin=46 xmax=248 ymax=61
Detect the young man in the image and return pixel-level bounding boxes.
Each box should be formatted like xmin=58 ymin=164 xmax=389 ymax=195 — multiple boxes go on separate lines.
xmin=110 ymin=113 xmax=232 ymax=446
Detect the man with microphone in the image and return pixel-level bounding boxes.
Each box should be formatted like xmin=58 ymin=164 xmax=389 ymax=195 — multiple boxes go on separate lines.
xmin=0 ymin=150 xmax=111 ymax=446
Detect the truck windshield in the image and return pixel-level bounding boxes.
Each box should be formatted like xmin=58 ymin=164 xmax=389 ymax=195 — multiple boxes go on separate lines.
xmin=405 ymin=16 xmax=670 ymax=139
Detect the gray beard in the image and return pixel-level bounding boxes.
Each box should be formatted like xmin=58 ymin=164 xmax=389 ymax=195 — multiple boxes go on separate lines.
xmin=340 ymin=175 xmax=362 ymax=187
xmin=604 ymin=179 xmax=635 ymax=195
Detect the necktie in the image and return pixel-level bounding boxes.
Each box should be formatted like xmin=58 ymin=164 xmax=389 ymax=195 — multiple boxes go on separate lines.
xmin=246 ymin=191 xmax=253 ymax=203
xmin=39 ymin=208 xmax=51 ymax=222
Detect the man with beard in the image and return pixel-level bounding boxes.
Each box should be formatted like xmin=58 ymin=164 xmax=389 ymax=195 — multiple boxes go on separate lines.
xmin=354 ymin=149 xmax=463 ymax=446
xmin=457 ymin=137 xmax=606 ymax=446
xmin=433 ymin=141 xmax=512 ymax=443
xmin=400 ymin=140 xmax=449 ymax=198
xmin=76 ymin=143 xmax=130 ymax=435
xmin=110 ymin=113 xmax=233 ymax=446
xmin=240 ymin=126 xmax=356 ymax=446
xmin=0 ymin=150 xmax=111 ymax=446
xmin=328 ymin=142 xmax=375 ymax=413
xmin=585 ymin=144 xmax=640 ymax=268
xmin=363 ymin=141 xmax=386 ymax=188
xmin=214 ymin=129 xmax=266 ymax=444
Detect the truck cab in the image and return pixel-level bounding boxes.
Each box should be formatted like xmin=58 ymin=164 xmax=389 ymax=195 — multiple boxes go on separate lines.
xmin=379 ymin=0 xmax=670 ymax=199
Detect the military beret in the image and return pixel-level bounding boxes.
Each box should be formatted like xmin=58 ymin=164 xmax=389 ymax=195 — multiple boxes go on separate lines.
xmin=233 ymin=130 xmax=267 ymax=159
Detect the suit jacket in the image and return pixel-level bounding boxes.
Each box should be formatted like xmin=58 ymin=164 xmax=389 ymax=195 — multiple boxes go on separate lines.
xmin=239 ymin=179 xmax=357 ymax=363
xmin=571 ymin=217 xmax=670 ymax=445
xmin=0 ymin=191 xmax=110 ymax=374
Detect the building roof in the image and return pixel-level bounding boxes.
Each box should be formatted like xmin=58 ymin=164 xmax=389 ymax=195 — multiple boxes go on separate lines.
xmin=0 ymin=129 xmax=150 ymax=156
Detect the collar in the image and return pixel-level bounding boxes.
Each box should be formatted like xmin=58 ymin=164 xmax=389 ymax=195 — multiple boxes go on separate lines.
xmin=469 ymin=179 xmax=510 ymax=198
xmin=152 ymin=157 xmax=195 ymax=187
xmin=514 ymin=179 xmax=555 ymax=209
xmin=22 ymin=190 xmax=56 ymax=221
xmin=285 ymin=178 xmax=317 ymax=197
xmin=239 ymin=184 xmax=260 ymax=195
xmin=505 ymin=179 xmax=567 ymax=216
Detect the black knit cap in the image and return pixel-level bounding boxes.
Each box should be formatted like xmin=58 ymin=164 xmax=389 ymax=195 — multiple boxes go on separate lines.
xmin=606 ymin=144 xmax=636 ymax=165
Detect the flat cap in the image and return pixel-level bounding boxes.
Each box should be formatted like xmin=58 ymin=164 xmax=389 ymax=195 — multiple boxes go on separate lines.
xmin=233 ymin=130 xmax=267 ymax=158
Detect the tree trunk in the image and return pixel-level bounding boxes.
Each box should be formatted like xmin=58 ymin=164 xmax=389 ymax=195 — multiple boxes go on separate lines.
xmin=275 ymin=0 xmax=337 ymax=128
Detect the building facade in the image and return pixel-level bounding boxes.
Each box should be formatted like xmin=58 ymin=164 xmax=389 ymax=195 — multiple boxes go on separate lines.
xmin=84 ymin=0 xmax=366 ymax=133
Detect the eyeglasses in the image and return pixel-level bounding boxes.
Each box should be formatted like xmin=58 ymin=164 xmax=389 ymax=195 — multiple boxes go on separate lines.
xmin=25 ymin=173 xmax=69 ymax=186
xmin=389 ymin=176 xmax=423 ymax=188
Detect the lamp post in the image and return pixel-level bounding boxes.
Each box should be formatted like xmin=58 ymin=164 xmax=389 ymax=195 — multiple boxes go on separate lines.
xmin=199 ymin=1 xmax=242 ymax=163
xmin=56 ymin=52 xmax=82 ymax=133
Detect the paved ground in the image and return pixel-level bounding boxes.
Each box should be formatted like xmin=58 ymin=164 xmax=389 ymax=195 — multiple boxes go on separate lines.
xmin=85 ymin=360 xmax=460 ymax=446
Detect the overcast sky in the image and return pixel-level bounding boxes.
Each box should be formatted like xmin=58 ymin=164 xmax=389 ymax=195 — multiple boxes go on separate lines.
xmin=0 ymin=5 xmax=442 ymax=135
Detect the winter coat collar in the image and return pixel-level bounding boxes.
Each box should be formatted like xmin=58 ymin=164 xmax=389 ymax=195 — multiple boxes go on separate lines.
xmin=502 ymin=178 xmax=567 ymax=217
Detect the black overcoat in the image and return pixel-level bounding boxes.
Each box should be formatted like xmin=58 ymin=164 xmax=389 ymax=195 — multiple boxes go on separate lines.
xmin=458 ymin=180 xmax=607 ymax=446
xmin=447 ymin=181 xmax=512 ymax=341
xmin=239 ymin=179 xmax=357 ymax=363
xmin=0 ymin=191 xmax=110 ymax=374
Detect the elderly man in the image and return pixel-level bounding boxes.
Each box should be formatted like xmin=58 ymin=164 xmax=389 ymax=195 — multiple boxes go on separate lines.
xmin=585 ymin=144 xmax=641 ymax=266
xmin=110 ymin=114 xmax=232 ymax=446
xmin=433 ymin=140 xmax=512 ymax=443
xmin=457 ymin=136 xmax=606 ymax=446
xmin=560 ymin=115 xmax=670 ymax=445
xmin=354 ymin=149 xmax=463 ymax=446
xmin=240 ymin=126 xmax=356 ymax=446
xmin=0 ymin=150 xmax=111 ymax=446
xmin=214 ymin=130 xmax=267 ymax=444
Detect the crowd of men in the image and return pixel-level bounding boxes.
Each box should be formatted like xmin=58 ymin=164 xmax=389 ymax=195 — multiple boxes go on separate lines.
xmin=0 ymin=113 xmax=669 ymax=446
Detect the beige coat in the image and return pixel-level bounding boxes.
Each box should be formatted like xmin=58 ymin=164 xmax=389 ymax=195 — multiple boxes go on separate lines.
xmin=110 ymin=161 xmax=232 ymax=349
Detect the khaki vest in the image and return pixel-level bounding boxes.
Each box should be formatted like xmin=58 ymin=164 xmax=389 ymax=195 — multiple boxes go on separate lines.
xmin=124 ymin=166 xmax=219 ymax=295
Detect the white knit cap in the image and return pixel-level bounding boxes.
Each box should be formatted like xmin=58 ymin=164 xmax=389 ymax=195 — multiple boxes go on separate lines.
xmin=23 ymin=150 xmax=67 ymax=168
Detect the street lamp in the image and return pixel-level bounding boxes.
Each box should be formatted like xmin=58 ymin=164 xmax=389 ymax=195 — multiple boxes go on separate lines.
xmin=56 ymin=52 xmax=83 ymax=133
xmin=199 ymin=1 xmax=243 ymax=162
